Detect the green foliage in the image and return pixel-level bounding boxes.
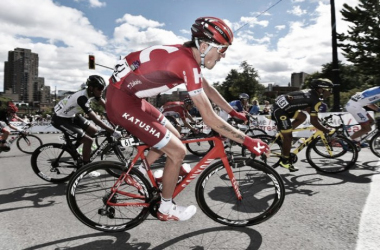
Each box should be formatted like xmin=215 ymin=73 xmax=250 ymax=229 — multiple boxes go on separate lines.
xmin=337 ymin=0 xmax=380 ymax=82
xmin=213 ymin=61 xmax=266 ymax=102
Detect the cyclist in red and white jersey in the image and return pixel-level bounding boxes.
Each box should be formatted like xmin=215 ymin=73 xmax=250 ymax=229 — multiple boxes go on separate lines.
xmin=161 ymin=98 xmax=198 ymax=134
xmin=106 ymin=17 xmax=269 ymax=222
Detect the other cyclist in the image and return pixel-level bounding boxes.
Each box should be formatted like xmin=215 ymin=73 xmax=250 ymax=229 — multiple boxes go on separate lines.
xmin=230 ymin=93 xmax=249 ymax=112
xmin=272 ymin=78 xmax=335 ymax=172
xmin=345 ymin=86 xmax=380 ymax=147
xmin=0 ymin=103 xmax=28 ymax=151
xmin=105 ymin=16 xmax=269 ymax=222
xmin=51 ymin=75 xmax=121 ymax=166
xmin=161 ymin=98 xmax=198 ymax=134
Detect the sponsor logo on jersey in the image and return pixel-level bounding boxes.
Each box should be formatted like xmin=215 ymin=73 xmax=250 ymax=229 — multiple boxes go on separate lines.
xmin=127 ymin=79 xmax=142 ymax=89
xmin=122 ymin=112 xmax=161 ymax=138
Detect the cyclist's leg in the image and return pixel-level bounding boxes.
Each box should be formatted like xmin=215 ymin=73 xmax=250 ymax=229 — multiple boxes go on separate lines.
xmin=346 ymin=103 xmax=372 ymax=142
xmin=291 ymin=110 xmax=307 ymax=129
xmin=74 ymin=115 xmax=96 ymax=163
xmin=0 ymin=122 xmax=11 ymax=151
xmin=272 ymin=107 xmax=298 ymax=172
xmin=106 ymin=90 xmax=195 ymax=221
xmin=51 ymin=114 xmax=87 ymax=161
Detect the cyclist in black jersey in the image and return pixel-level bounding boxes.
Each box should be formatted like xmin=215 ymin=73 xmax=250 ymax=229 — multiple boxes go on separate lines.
xmin=272 ymin=78 xmax=335 ymax=171
xmin=51 ymin=75 xmax=121 ymax=165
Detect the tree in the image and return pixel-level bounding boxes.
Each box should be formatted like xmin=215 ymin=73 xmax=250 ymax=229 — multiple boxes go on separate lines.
xmin=214 ymin=61 xmax=265 ymax=102
xmin=337 ymin=0 xmax=380 ymax=83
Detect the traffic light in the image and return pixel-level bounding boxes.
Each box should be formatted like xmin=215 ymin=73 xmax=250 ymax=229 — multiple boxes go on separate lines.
xmin=88 ymin=55 xmax=95 ymax=69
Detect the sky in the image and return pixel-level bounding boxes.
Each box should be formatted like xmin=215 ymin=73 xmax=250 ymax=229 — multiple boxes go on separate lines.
xmin=0 ymin=0 xmax=360 ymax=93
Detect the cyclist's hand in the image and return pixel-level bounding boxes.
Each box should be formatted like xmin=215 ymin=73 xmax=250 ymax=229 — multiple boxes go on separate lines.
xmin=112 ymin=130 xmax=122 ymax=139
xmin=26 ymin=123 xmax=32 ymax=128
xmin=229 ymin=110 xmax=248 ymax=121
xmin=243 ymin=136 xmax=270 ymax=156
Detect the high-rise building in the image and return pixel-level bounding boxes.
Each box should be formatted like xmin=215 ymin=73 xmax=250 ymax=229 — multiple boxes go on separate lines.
xmin=291 ymin=72 xmax=309 ymax=88
xmin=3 ymin=48 xmax=45 ymax=103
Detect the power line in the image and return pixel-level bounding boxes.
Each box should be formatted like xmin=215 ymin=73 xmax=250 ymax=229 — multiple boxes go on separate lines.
xmin=235 ymin=0 xmax=283 ymax=32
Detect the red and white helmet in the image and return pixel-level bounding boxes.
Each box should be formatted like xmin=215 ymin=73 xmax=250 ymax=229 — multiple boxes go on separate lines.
xmin=191 ymin=17 xmax=234 ymax=46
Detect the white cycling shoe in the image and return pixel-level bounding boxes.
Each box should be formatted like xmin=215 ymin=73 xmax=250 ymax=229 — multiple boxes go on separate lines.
xmin=157 ymin=204 xmax=197 ymax=221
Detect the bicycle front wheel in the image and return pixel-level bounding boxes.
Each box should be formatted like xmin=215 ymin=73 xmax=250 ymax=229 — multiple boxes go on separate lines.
xmin=369 ymin=132 xmax=380 ymax=158
xmin=66 ymin=161 xmax=152 ymax=232
xmin=17 ymin=134 xmax=43 ymax=154
xmin=306 ymin=136 xmax=358 ymax=173
xmin=195 ymin=157 xmax=285 ymax=227
xmin=31 ymin=143 xmax=77 ymax=183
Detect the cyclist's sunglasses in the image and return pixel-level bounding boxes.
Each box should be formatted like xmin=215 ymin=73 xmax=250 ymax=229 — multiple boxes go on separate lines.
xmin=323 ymin=88 xmax=333 ymax=93
xmin=207 ymin=43 xmax=229 ymax=54
xmin=97 ymin=85 xmax=105 ymax=91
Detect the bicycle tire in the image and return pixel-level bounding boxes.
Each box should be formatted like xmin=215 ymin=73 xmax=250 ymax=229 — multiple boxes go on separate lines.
xmin=306 ymin=136 xmax=358 ymax=173
xmin=195 ymin=157 xmax=285 ymax=227
xmin=186 ymin=133 xmax=214 ymax=156
xmin=245 ymin=128 xmax=267 ymax=137
xmin=241 ymin=135 xmax=282 ymax=167
xmin=17 ymin=134 xmax=43 ymax=154
xmin=369 ymin=132 xmax=380 ymax=158
xmin=66 ymin=161 xmax=152 ymax=232
xmin=31 ymin=143 xmax=77 ymax=183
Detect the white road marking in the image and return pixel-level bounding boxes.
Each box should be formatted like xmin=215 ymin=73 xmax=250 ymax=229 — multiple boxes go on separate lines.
xmin=356 ymin=158 xmax=380 ymax=250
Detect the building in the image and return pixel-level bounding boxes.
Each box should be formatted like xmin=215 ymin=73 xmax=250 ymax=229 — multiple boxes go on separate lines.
xmin=291 ymin=72 xmax=309 ymax=88
xmin=2 ymin=48 xmax=47 ymax=104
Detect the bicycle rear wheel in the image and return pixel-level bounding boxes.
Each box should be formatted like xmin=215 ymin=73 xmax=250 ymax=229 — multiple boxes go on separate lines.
xmin=186 ymin=133 xmax=214 ymax=156
xmin=66 ymin=161 xmax=152 ymax=232
xmin=195 ymin=157 xmax=285 ymax=226
xmin=17 ymin=134 xmax=43 ymax=154
xmin=369 ymin=132 xmax=380 ymax=158
xmin=31 ymin=143 xmax=77 ymax=183
xmin=306 ymin=136 xmax=358 ymax=173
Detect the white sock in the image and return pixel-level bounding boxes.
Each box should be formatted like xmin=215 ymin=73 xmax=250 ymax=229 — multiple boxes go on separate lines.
xmin=159 ymin=197 xmax=173 ymax=214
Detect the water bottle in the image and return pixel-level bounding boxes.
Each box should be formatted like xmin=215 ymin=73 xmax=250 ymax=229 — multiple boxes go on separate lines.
xmin=178 ymin=163 xmax=191 ymax=183
xmin=154 ymin=169 xmax=164 ymax=184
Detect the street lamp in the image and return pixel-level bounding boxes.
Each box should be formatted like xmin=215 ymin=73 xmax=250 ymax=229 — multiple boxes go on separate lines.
xmin=330 ymin=0 xmax=342 ymax=112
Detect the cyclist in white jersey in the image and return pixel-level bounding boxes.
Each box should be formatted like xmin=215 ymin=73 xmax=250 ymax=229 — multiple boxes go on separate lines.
xmin=52 ymin=75 xmax=121 ymax=165
xmin=345 ymin=86 xmax=380 ymax=144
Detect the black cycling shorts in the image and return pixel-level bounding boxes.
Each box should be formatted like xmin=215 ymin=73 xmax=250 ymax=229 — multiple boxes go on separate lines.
xmin=51 ymin=114 xmax=91 ymax=140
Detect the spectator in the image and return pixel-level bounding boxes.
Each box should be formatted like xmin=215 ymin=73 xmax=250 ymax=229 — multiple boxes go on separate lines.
xmin=261 ymin=100 xmax=272 ymax=115
xmin=249 ymin=100 xmax=260 ymax=115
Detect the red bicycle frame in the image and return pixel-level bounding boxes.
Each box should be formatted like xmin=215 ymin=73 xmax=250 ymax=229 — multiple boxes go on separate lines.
xmin=107 ymin=135 xmax=243 ymax=207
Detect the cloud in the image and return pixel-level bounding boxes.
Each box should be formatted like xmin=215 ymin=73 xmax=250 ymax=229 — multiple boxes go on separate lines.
xmin=0 ymin=0 xmax=361 ymax=93
xmin=288 ymin=5 xmax=307 ymax=16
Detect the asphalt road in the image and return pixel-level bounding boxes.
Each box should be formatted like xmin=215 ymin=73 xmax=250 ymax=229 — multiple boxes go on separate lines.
xmin=0 ymin=134 xmax=379 ymax=250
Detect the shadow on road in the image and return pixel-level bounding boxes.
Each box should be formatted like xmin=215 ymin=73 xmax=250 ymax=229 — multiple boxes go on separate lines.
xmin=0 ymin=183 xmax=66 ymax=212
xmin=22 ymin=226 xmax=262 ymax=250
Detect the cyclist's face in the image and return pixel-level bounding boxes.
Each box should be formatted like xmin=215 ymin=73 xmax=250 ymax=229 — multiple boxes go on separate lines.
xmin=322 ymin=88 xmax=332 ymax=99
xmin=202 ymin=43 xmax=226 ymax=70
xmin=92 ymin=86 xmax=104 ymax=98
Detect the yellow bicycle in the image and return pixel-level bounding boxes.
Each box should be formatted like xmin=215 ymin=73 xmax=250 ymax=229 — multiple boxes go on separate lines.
xmin=243 ymin=126 xmax=359 ymax=173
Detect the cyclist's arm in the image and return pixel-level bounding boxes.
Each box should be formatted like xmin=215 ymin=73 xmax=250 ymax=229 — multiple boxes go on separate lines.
xmin=191 ymin=92 xmax=245 ymax=143
xmin=185 ymin=111 xmax=197 ymax=124
xmin=202 ymin=77 xmax=234 ymax=113
xmin=87 ymin=111 xmax=114 ymax=133
xmin=94 ymin=97 xmax=106 ymax=109
xmin=366 ymin=103 xmax=380 ymax=112
xmin=310 ymin=113 xmax=330 ymax=133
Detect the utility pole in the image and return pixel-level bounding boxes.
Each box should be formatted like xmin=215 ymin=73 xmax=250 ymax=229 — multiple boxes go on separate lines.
xmin=330 ymin=0 xmax=342 ymax=111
